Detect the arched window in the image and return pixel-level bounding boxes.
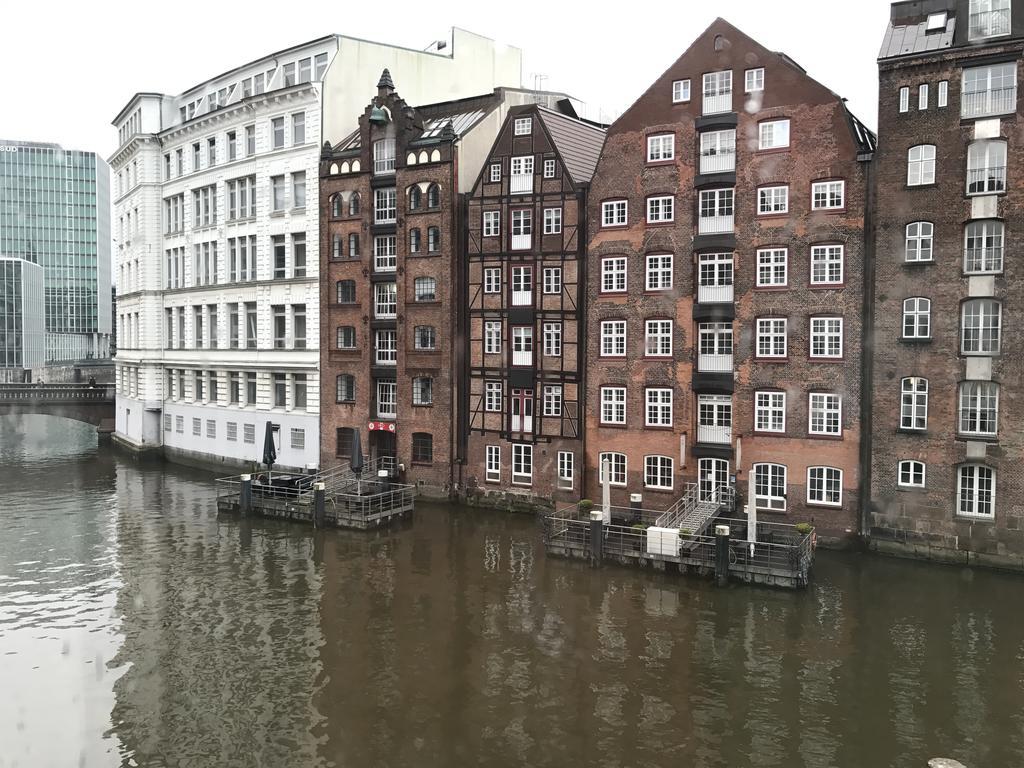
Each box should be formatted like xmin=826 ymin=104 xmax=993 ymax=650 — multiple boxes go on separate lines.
xmin=898 ymin=460 xmax=926 ymax=488
xmin=336 ymin=376 xmax=355 ymax=403
xmin=409 ymin=228 xmax=421 ymax=253
xmin=412 ymin=432 xmax=433 ymax=463
xmin=414 ymin=325 xmax=436 ymax=350
xmin=336 ymin=326 xmax=356 ymax=349
xmin=414 ymin=277 xmax=436 ymax=302
xmin=753 ymin=463 xmax=787 ymax=510
xmin=336 ymin=279 xmax=356 ymax=304
xmin=966 ymin=139 xmax=1006 ymax=194
xmin=900 ymin=377 xmax=928 ymax=430
xmin=332 ymin=234 xmax=342 ymax=259
xmin=964 ymin=219 xmax=1004 ymax=273
xmin=427 ymin=183 xmax=440 ymax=208
xmin=905 ymin=222 xmax=933 ymax=262
xmin=598 ymin=452 xmax=627 ymax=486
xmin=644 ymin=455 xmax=674 ymax=491
xmin=959 ymin=381 xmax=999 ymax=437
xmin=961 ymin=298 xmax=1001 ymax=354
xmin=427 ymin=226 xmax=440 ymax=252
xmin=907 ymin=144 xmax=936 ymax=186
xmin=408 ymin=185 xmax=421 ymax=210
xmin=349 ymin=192 xmax=360 ymax=216
xmin=331 ymin=194 xmax=342 ymax=218
xmin=902 ymin=297 xmax=931 ymax=338
xmin=958 ymin=464 xmax=995 ymax=519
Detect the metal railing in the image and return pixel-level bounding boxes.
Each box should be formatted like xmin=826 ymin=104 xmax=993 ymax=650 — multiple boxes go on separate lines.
xmin=0 ymin=384 xmax=116 ymax=403
xmin=698 ymin=214 xmax=734 ymax=234
xmin=961 ymin=86 xmax=1016 ymax=118
xmin=966 ymin=166 xmax=1006 ymax=194
xmin=697 ymin=284 xmax=734 ymax=304
xmin=698 ymin=353 xmax=733 ymax=372
xmin=969 ymin=10 xmax=1011 ymax=40
xmin=703 ymin=92 xmax=732 ymax=115
xmin=511 ymin=234 xmax=532 ymax=250
xmin=697 ymin=424 xmax=732 ymax=445
xmin=700 ymin=150 xmax=736 ymax=174
xmin=510 ymin=174 xmax=533 ymax=194
xmin=964 ymin=247 xmax=1003 ymax=273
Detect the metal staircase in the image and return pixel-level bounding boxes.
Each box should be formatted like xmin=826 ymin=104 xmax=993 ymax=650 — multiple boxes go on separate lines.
xmin=654 ymin=482 xmax=732 ymax=536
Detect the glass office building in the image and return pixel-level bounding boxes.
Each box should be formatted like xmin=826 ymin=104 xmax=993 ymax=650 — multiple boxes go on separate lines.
xmin=0 ymin=257 xmax=45 ymax=370
xmin=0 ymin=140 xmax=111 ymax=365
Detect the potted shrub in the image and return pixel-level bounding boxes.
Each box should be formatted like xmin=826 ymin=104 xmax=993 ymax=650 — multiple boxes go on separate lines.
xmin=578 ymin=499 xmax=594 ymax=516
xmin=794 ymin=522 xmax=813 ymax=536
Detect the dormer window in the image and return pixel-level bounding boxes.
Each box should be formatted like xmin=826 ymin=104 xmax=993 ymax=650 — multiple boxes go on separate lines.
xmin=926 ymin=12 xmax=947 ymax=32
xmin=514 ymin=117 xmax=532 ymax=136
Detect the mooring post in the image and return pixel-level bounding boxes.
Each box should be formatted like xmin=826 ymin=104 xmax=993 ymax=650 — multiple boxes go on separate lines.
xmin=630 ymin=493 xmax=642 ymax=524
xmin=715 ymin=524 xmax=730 ymax=586
xmin=589 ymin=509 xmax=604 ymax=565
xmin=240 ymin=473 xmax=252 ymax=517
xmin=313 ymin=482 xmax=326 ymax=528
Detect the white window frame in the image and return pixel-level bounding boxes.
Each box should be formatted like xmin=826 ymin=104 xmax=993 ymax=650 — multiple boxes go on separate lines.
xmin=758 ymin=119 xmax=790 ymax=150
xmin=644 ymin=319 xmax=672 ymax=357
xmin=753 ymin=463 xmax=787 ymax=511
xmin=598 ymin=452 xmax=627 ymax=487
xmin=644 ymin=455 xmax=674 ymax=491
xmin=514 ymin=117 xmax=532 ymax=135
xmin=745 ymin=68 xmax=765 ymax=93
xmin=968 ymin=0 xmax=1012 ymax=41
xmin=958 ymin=464 xmax=995 ymax=519
xmin=600 ymin=320 xmax=626 ymax=357
xmin=959 ymin=381 xmax=999 ymax=437
xmin=807 ymin=466 xmax=843 ymax=507
xmin=899 ymin=86 xmax=910 ymax=113
xmin=543 ymin=207 xmax=563 ymax=234
xmin=645 ymin=253 xmax=673 ymax=290
xmin=483 ymin=267 xmax=501 ymax=294
xmin=647 ymin=134 xmax=675 ymax=162
xmin=808 ymin=393 xmax=842 ymax=436
xmin=905 ymin=222 xmax=934 ymax=262
xmin=543 ymin=385 xmax=562 ymax=417
xmin=601 ymin=257 xmax=627 ymax=293
xmin=756 ymin=248 xmax=788 ymax=287
xmin=601 ymin=387 xmax=627 ymax=425
xmin=543 ymin=159 xmax=556 ymax=178
xmin=512 ymin=443 xmax=533 ymax=485
xmin=483 ymin=211 xmax=500 ymax=237
xmin=645 ymin=388 xmax=673 ymax=427
xmin=646 ymin=195 xmax=674 ymax=223
xmin=903 ymin=298 xmax=931 ymax=339
xmin=810 ymin=245 xmax=844 ymax=285
xmin=486 ymin=445 xmax=501 ymax=482
xmin=898 ymin=460 xmax=927 ymax=489
xmin=755 ymin=391 xmax=786 ymax=433
xmin=543 ymin=322 xmax=562 ymax=357
xmin=485 ymin=382 xmax=502 ymax=412
xmin=938 ymin=80 xmax=949 ymax=108
xmin=757 ymin=185 xmax=789 ymax=215
xmin=602 ymin=200 xmax=627 ymax=227
xmin=810 ymin=316 xmax=843 ymax=359
xmin=543 ymin=267 xmax=562 ymax=295
xmin=756 ymin=318 xmax=787 ymax=358
xmin=557 ymin=451 xmax=574 ymax=490
xmin=484 ymin=321 xmax=502 ymax=354
xmin=901 ymin=377 xmax=929 ymax=431
xmin=964 ymin=219 xmax=1004 ymax=274
xmin=489 ymin=163 xmax=501 ymax=183
xmin=919 ymin=83 xmax=929 ymax=110
xmin=961 ymin=299 xmax=1001 ymax=354
xmin=672 ymin=79 xmax=691 ymax=103
xmin=907 ymin=144 xmax=937 ymax=186
xmin=811 ymin=180 xmax=845 ymax=210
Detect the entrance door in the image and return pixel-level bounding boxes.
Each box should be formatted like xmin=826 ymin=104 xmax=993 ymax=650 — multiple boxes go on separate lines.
xmin=511 ymin=388 xmax=534 ymax=433
xmin=370 ymin=430 xmax=397 ymax=472
xmin=698 ymin=458 xmax=730 ymax=502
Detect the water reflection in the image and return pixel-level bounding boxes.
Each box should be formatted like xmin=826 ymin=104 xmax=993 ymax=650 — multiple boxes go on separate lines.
xmin=2 ymin=414 xmax=1024 ymax=767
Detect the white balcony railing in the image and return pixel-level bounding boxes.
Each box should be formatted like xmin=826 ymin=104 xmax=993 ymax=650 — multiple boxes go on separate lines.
xmin=377 ymin=404 xmax=396 ymax=420
xmin=700 ymin=150 xmax=736 ymax=174
xmin=375 ymin=304 xmax=396 ymax=320
xmin=511 ymin=174 xmax=533 ymax=194
xmin=698 ymin=214 xmax=734 ymax=235
xmin=512 ymin=290 xmax=531 ymax=306
xmin=961 ymin=87 xmax=1017 ymax=118
xmin=698 ymin=353 xmax=733 ymax=372
xmin=511 ymin=234 xmax=532 ymax=250
xmin=697 ymin=424 xmax=732 ymax=445
xmin=512 ymin=349 xmax=532 ymax=366
xmin=375 ymin=351 xmax=396 ymax=366
xmin=969 ymin=10 xmax=1011 ymax=40
xmin=966 ymin=166 xmax=1006 ymax=194
xmin=698 ymin=284 xmax=734 ymax=304
xmin=702 ymin=92 xmax=732 ymax=116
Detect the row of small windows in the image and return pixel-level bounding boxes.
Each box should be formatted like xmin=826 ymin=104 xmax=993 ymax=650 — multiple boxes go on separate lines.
xmin=898 ymin=62 xmax=1017 ymax=120
xmin=899 ymin=377 xmax=1001 ymax=437
xmin=161 ymin=171 xmax=307 ymax=234
xmin=906 ymin=140 xmax=1006 ymax=192
xmin=900 ymin=298 xmax=1001 ymax=354
xmin=904 ymin=219 xmax=1005 ymax=273
xmin=895 ymin=461 xmax=996 ymax=520
xmin=331 ymin=227 xmax=441 ymax=259
xmin=161 ymin=369 xmax=309 ymax=411
xmin=328 ymin=184 xmax=441 ymax=218
xmin=335 ymin=324 xmax=437 ymax=351
xmin=334 ymin=428 xmax=433 ymax=464
xmin=670 ymin=67 xmax=766 ymax=105
xmin=161 ymin=412 xmax=306 ymax=450
xmin=334 ymin=277 xmax=436 ymax=303
xmin=334 ymin=375 xmax=435 ymax=406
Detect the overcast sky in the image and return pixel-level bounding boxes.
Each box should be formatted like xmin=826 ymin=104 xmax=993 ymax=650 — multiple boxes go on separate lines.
xmin=3 ymin=0 xmax=893 ymax=160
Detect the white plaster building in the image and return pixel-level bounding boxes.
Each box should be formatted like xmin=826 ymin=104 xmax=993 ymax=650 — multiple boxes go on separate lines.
xmin=110 ymin=30 xmax=523 ymax=471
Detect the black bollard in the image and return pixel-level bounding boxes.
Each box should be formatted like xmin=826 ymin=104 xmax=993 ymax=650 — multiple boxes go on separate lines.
xmin=630 ymin=493 xmax=642 ymax=524
xmin=715 ymin=524 xmax=730 ymax=586
xmin=240 ymin=473 xmax=252 ymax=517
xmin=589 ymin=510 xmax=604 ymax=565
xmin=313 ymin=482 xmax=326 ymax=528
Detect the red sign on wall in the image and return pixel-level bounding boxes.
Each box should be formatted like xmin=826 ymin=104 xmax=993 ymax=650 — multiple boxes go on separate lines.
xmin=368 ymin=421 xmax=396 ymax=432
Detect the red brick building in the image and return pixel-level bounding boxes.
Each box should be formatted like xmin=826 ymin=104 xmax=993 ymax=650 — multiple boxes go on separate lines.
xmin=462 ymin=104 xmax=605 ymax=506
xmin=584 ymin=19 xmax=875 ymax=538
xmin=869 ymin=0 xmax=1024 ymax=566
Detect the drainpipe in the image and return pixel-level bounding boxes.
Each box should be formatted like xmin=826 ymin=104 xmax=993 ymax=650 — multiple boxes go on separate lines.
xmin=858 ymin=148 xmax=877 ymax=544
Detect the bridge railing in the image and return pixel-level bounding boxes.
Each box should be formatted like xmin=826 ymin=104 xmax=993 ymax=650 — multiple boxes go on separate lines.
xmin=0 ymin=384 xmax=115 ymax=402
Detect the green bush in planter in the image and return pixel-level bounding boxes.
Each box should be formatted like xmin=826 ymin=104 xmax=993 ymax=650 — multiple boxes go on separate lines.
xmin=794 ymin=522 xmax=813 ymax=536
xmin=631 ymin=523 xmax=647 ymax=530
xmin=578 ymin=499 xmax=594 ymax=514
xmin=679 ymin=528 xmax=693 ymax=537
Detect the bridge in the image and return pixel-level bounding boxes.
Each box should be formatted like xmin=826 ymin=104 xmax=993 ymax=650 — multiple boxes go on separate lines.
xmin=0 ymin=384 xmax=116 ymax=434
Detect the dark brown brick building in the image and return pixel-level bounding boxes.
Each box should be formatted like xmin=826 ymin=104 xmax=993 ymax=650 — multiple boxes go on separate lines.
xmin=869 ymin=0 xmax=1024 ymax=566
xmin=462 ymin=104 xmax=605 ymax=506
xmin=584 ymin=19 xmax=875 ymax=539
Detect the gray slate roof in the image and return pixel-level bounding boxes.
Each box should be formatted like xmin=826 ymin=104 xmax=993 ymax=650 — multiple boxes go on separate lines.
xmin=879 ymin=16 xmax=956 ymax=59
xmin=536 ymin=106 xmax=606 ymax=184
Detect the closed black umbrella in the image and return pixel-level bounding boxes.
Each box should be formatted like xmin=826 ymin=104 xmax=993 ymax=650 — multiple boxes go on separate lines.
xmin=262 ymin=422 xmax=277 ymax=477
xmin=350 ymin=430 xmax=363 ymax=476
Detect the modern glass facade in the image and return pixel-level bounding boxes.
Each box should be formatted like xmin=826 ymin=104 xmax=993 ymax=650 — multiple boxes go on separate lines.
xmin=0 ymin=140 xmax=111 ymax=365
xmin=0 ymin=257 xmax=45 ymax=369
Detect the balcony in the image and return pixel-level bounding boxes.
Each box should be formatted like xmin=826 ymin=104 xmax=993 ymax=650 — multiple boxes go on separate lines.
xmin=697 ymin=424 xmax=732 ymax=445
xmin=698 ymin=353 xmax=733 ymax=372
xmin=512 ymin=349 xmax=533 ymax=367
xmin=702 ymin=92 xmax=732 ymax=116
xmin=700 ymin=150 xmax=735 ymax=174
xmin=961 ymin=87 xmax=1017 ymax=118
xmin=375 ymin=351 xmax=396 ymax=366
xmin=377 ymin=404 xmax=396 ymax=420
xmin=967 ymin=166 xmax=1006 ymax=194
xmin=511 ymin=174 xmax=533 ymax=194
xmin=512 ymin=290 xmax=531 ymax=306
xmin=697 ymin=283 xmax=734 ymax=304
xmin=374 ymin=210 xmax=396 ymax=225
xmin=698 ymin=214 xmax=734 ymax=235
xmin=511 ymin=234 xmax=532 ymax=250
xmin=374 ymin=305 xmax=396 ymax=320
xmin=969 ymin=10 xmax=1011 ymax=40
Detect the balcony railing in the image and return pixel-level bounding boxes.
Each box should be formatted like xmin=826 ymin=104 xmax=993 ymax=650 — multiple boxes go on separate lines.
xmin=374 ymin=257 xmax=396 ymax=273
xmin=697 ymin=284 xmax=734 ymax=304
xmin=700 ymin=150 xmax=736 ymax=174
xmin=969 ymin=10 xmax=1011 ymax=40
xmin=964 ymin=247 xmax=1004 ymax=273
xmin=967 ymin=166 xmax=1006 ymax=194
xmin=375 ymin=352 xmax=396 ymax=366
xmin=377 ymin=405 xmax=396 ymax=419
xmin=698 ymin=353 xmax=733 ymax=372
xmin=697 ymin=424 xmax=732 ymax=445
xmin=512 ymin=349 xmax=532 ymax=366
xmin=703 ymin=92 xmax=732 ymax=115
xmin=374 ymin=210 xmax=396 ymax=225
xmin=511 ymin=290 xmax=531 ymax=306
xmin=375 ymin=304 xmax=397 ymax=320
xmin=698 ymin=214 xmax=734 ymax=234
xmin=511 ymin=234 xmax=532 ymax=250
xmin=510 ymin=174 xmax=533 ymax=194
xmin=961 ymin=87 xmax=1017 ymax=118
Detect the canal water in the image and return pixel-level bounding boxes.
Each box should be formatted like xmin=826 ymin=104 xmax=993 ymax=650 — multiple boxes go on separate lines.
xmin=1 ymin=415 xmax=1023 ymax=768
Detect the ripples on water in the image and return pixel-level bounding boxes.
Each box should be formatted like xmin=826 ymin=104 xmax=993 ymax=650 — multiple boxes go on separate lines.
xmin=2 ymin=414 xmax=1024 ymax=768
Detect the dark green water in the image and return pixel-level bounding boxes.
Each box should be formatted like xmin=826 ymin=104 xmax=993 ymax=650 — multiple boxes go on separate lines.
xmin=1 ymin=414 xmax=1022 ymax=768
